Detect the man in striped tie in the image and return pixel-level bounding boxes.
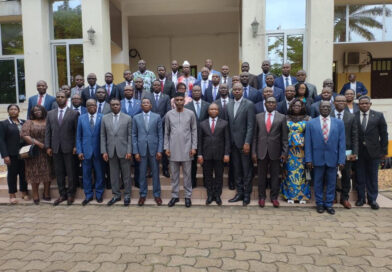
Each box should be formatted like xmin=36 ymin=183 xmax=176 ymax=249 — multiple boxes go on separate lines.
xmin=305 ymin=101 xmax=346 ymax=215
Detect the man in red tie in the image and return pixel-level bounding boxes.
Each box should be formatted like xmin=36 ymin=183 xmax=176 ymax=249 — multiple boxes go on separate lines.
xmin=197 ymin=103 xmax=230 ymax=205
xmin=157 ymin=65 xmax=176 ymax=98
xmin=103 ymin=72 xmax=119 ymax=102
xmin=252 ymin=96 xmax=288 ymax=208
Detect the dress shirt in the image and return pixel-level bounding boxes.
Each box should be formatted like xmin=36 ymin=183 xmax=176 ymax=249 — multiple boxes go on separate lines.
xmin=212 ymin=85 xmax=219 ymax=100
xmin=159 ymin=78 xmax=166 ymax=86
xmin=112 ymin=112 xmax=121 ymax=121
xmin=209 ymin=117 xmax=218 ymax=128
xmin=221 ymin=76 xmax=228 ymax=84
xmin=73 ymin=106 xmax=82 ymax=115
xmin=360 ymin=110 xmax=370 ymax=130
xmin=319 ymin=116 xmax=331 ymax=137
xmin=97 ymin=101 xmax=106 ymax=112
xmin=233 ymin=97 xmax=243 ymax=116
xmin=89 ymin=113 xmax=97 ymax=125
xmin=57 ymin=106 xmax=68 ymax=119
xmin=220 ymin=97 xmax=229 ymax=108
xmin=265 ymin=110 xmax=275 ymax=124
xmin=286 ymin=98 xmax=293 ymax=110
xmin=125 ymin=98 xmax=135 ymax=113
xmin=193 ymin=99 xmax=202 ymax=111
xmin=263 ymin=103 xmax=267 ymax=112
xmin=37 ymin=93 xmax=47 ymax=106
xmin=106 ymin=83 xmax=113 ymax=95
xmin=143 ymin=111 xmax=150 ymax=129
xmin=171 ymin=71 xmax=178 ymax=85
xmin=201 ymin=80 xmax=209 ymax=95
xmin=334 ymin=110 xmax=344 ymax=120
xmin=154 ymin=92 xmax=161 ymax=102
xmin=283 ymin=75 xmax=292 ymax=89
xmin=350 ymin=82 xmax=357 ymax=92
xmin=243 ymin=85 xmax=249 ymax=98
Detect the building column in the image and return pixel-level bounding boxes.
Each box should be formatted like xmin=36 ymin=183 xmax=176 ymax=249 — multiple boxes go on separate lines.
xmin=306 ymin=0 xmax=334 ymax=92
xmin=241 ymin=0 xmax=265 ymax=75
xmin=21 ymin=0 xmax=52 ymax=97
xmin=81 ymin=0 xmax=111 ymax=85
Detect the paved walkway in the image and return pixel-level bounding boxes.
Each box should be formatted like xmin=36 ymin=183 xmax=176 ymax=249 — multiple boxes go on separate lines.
xmin=0 ymin=206 xmax=391 ymax=272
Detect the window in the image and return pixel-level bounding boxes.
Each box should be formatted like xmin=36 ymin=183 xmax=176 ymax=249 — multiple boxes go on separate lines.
xmin=50 ymin=0 xmax=84 ymax=90
xmin=334 ymin=4 xmax=392 ymax=43
xmin=0 ymin=23 xmax=25 ymax=104
xmin=265 ymin=0 xmax=306 ymax=76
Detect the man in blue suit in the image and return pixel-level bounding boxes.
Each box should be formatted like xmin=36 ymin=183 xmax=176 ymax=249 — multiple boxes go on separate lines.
xmin=194 ymin=67 xmax=212 ymax=100
xmin=305 ymin=101 xmax=346 ymax=215
xmin=132 ymin=98 xmax=163 ymax=206
xmin=196 ymin=59 xmax=221 ymax=81
xmin=265 ymin=74 xmax=284 ymax=102
xmin=233 ymin=72 xmax=262 ymax=104
xmin=27 ymin=80 xmax=55 ymax=119
xmin=76 ymin=99 xmax=105 ymax=205
xmin=340 ymin=73 xmax=368 ymax=98
xmin=274 ymin=63 xmax=298 ymax=91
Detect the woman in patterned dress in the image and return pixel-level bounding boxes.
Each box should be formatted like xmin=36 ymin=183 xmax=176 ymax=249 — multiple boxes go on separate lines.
xmin=281 ymin=99 xmax=311 ymax=203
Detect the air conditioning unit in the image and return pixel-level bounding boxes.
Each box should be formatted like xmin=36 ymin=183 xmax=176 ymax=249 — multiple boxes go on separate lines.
xmin=344 ymin=51 xmax=368 ymax=66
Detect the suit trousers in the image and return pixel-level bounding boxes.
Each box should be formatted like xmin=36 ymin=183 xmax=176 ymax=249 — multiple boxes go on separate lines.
xmin=109 ymin=150 xmax=131 ymax=199
xmin=231 ymin=145 xmax=253 ymax=196
xmin=53 ymin=149 xmax=76 ymax=197
xmin=73 ymin=154 xmax=82 ymax=186
xmin=191 ymin=154 xmax=198 ymax=186
xmin=161 ymin=152 xmax=169 ymax=171
xmin=203 ymin=159 xmax=224 ymax=196
xmin=82 ymin=155 xmax=104 ymax=199
xmin=170 ymin=160 xmax=192 ymax=198
xmin=313 ymin=165 xmax=337 ymax=208
xmin=7 ymin=156 xmax=27 ymax=194
xmin=132 ymin=155 xmax=140 ymax=186
xmin=340 ymin=160 xmax=352 ymax=200
xmin=356 ymin=148 xmax=380 ymax=202
xmin=257 ymin=153 xmax=281 ymax=200
xmin=139 ymin=148 xmax=161 ymax=198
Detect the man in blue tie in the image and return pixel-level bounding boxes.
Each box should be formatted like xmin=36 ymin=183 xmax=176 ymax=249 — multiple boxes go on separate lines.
xmin=81 ymin=73 xmax=100 ymax=106
xmin=256 ymin=60 xmax=272 ymax=90
xmin=237 ymin=72 xmax=262 ymax=104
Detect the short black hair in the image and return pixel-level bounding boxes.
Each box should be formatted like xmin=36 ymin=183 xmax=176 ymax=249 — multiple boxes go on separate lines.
xmin=358 ymin=95 xmax=371 ymax=102
xmin=176 ymin=82 xmax=187 ymax=90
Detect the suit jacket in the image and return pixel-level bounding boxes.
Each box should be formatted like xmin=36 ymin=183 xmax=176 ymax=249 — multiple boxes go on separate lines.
xmin=185 ymin=100 xmax=210 ymax=125
xmin=214 ymin=98 xmax=232 ymax=120
xmin=166 ymin=71 xmax=183 ymax=82
xmin=118 ymin=80 xmax=133 ymax=99
xmin=254 ymin=101 xmax=265 ymax=114
xmin=0 ymin=119 xmax=26 ymax=157
xmin=227 ymin=98 xmax=255 ymax=149
xmin=274 ymin=75 xmax=298 ymax=90
xmin=194 ymin=79 xmax=213 ymax=101
xmin=330 ymin=110 xmax=358 ymax=155
xmin=204 ymin=85 xmax=221 ymax=103
xmin=346 ymin=103 xmax=360 ymax=114
xmin=198 ymin=118 xmax=230 ymax=160
xmin=100 ymin=112 xmax=132 ymax=158
xmin=97 ymin=101 xmax=111 ymax=115
xmin=305 ymin=82 xmax=317 ymax=100
xmin=121 ymin=99 xmax=142 ymax=117
xmin=277 ymin=99 xmax=290 ymax=115
xmin=133 ymin=89 xmax=150 ymax=101
xmin=267 ymin=86 xmax=284 ymax=102
xmin=355 ymin=110 xmax=388 ymax=159
xmin=27 ymin=94 xmax=56 ymax=119
xmin=71 ymin=86 xmax=84 ymax=96
xmin=221 ymin=76 xmax=232 ymax=89
xmin=256 ymin=72 xmax=274 ymax=90
xmin=81 ymin=85 xmax=100 ymax=106
xmin=162 ymin=79 xmax=176 ymax=98
xmin=340 ymin=81 xmax=368 ymax=96
xmin=233 ymin=86 xmax=262 ymax=104
xmin=132 ymin=112 xmax=163 ymax=156
xmin=76 ymin=113 xmax=103 ymax=159
xmin=305 ymin=117 xmax=346 ymax=167
xmin=310 ymin=100 xmax=335 ymax=118
xmin=150 ymin=93 xmax=171 ymax=119
xmin=102 ymin=84 xmax=120 ymax=102
xmin=45 ymin=107 xmax=79 ymax=154
xmin=248 ymin=73 xmax=259 ymax=89
xmin=252 ymin=111 xmax=288 ymax=160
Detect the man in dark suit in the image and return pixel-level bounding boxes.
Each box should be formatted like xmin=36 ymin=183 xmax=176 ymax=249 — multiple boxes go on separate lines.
xmin=220 ymin=65 xmax=232 ymax=89
xmin=133 ymin=77 xmax=150 ymax=101
xmin=256 ymin=60 xmax=273 ymax=91
xmin=254 ymin=87 xmax=274 ymax=114
xmin=241 ymin=62 xmax=258 ymax=89
xmin=305 ymin=101 xmax=346 ymax=215
xmin=101 ymin=98 xmax=133 ymax=206
xmin=235 ymin=72 xmax=262 ymax=104
xmin=76 ymin=99 xmax=105 ymax=205
xmin=71 ymin=74 xmax=85 ymax=96
xmin=117 ymin=70 xmax=134 ymax=99
xmin=70 ymin=94 xmax=87 ymax=115
xmin=310 ymin=87 xmax=335 ymax=118
xmin=157 ymin=65 xmax=176 ymax=98
xmin=355 ymin=96 xmax=388 ymax=210
xmin=252 ymin=97 xmax=288 ymax=208
xmin=81 ymin=73 xmax=100 ymax=106
xmin=198 ymin=103 xmax=230 ymax=205
xmin=96 ymin=88 xmax=111 ymax=115
xmin=132 ymin=98 xmax=163 ymax=206
xmin=45 ymin=91 xmax=79 ymax=206
xmin=331 ymin=95 xmax=358 ymax=209
xmin=166 ymin=60 xmax=182 ymax=87
xmin=277 ymin=85 xmax=296 ymax=115
xmin=185 ymin=85 xmax=210 ymax=188
xmin=150 ymin=80 xmax=172 ymax=177
xmin=265 ymin=74 xmax=284 ymax=102
xmin=274 ymin=63 xmax=298 ymax=91
xmin=102 ymin=72 xmax=120 ymax=102
xmin=204 ymin=73 xmax=221 ymax=103
xmin=194 ymin=67 xmax=212 ymax=100
xmin=227 ymin=83 xmax=255 ymax=206
xmin=340 ymin=73 xmax=368 ymax=98
xmin=27 ymin=80 xmax=55 ymax=119
xmin=314 ymin=79 xmax=338 ymax=102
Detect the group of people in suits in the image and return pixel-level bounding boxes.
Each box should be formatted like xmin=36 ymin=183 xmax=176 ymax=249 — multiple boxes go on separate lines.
xmin=0 ymin=58 xmax=388 ymax=214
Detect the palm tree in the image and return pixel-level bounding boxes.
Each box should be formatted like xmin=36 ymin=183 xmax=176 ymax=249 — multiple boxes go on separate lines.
xmin=334 ymin=5 xmax=391 ymax=42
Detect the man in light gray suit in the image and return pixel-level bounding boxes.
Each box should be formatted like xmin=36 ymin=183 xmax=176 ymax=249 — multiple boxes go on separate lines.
xmin=100 ymin=98 xmax=133 ymax=206
xmin=96 ymin=88 xmax=112 ymax=115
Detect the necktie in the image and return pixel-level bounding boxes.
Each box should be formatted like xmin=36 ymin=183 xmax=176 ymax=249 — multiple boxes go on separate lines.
xmin=98 ymin=103 xmax=102 ymax=113
xmin=262 ymin=74 xmax=266 ymax=89
xmin=144 ymin=113 xmax=149 ymax=130
xmin=107 ymin=85 xmax=111 ymax=96
xmin=160 ymin=81 xmax=164 ymax=92
xmin=266 ymin=113 xmax=272 ymax=133
xmin=196 ymin=101 xmax=201 ymax=119
xmin=90 ymin=87 xmax=94 ymax=97
xmin=285 ymin=77 xmax=289 ymax=89
xmin=58 ymin=109 xmax=64 ymax=125
xmin=213 ymin=87 xmax=217 ymax=100
xmin=128 ymin=100 xmax=133 ymax=114
xmin=244 ymin=87 xmax=248 ymax=98
xmin=203 ymin=81 xmax=207 ymax=95
xmin=224 ymin=77 xmax=227 ymax=84
xmin=37 ymin=95 xmax=43 ymax=105
xmin=155 ymin=94 xmax=159 ymax=107
xmin=322 ymin=117 xmax=329 ymax=142
xmin=113 ymin=114 xmax=119 ymax=131
xmin=337 ymin=113 xmax=342 ymax=120
xmin=90 ymin=115 xmax=94 ymax=129
xmin=211 ymin=118 xmax=215 ymax=133
xmin=362 ymin=113 xmax=367 ymax=132
xmin=234 ymin=101 xmax=239 ymax=117
xmin=223 ymin=99 xmax=226 ymax=109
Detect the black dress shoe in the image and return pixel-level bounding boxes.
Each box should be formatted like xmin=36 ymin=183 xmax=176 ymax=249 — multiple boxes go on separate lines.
xmin=168 ymin=198 xmax=179 ymax=207
xmin=316 ymin=205 xmax=325 ymax=213
xmin=370 ymin=201 xmax=380 ymax=210
xmin=124 ymin=198 xmax=131 ymax=206
xmin=107 ymin=197 xmax=121 ymax=206
xmin=355 ymin=199 xmax=365 ymax=206
xmin=206 ymin=195 xmax=214 ymax=205
xmin=215 ymin=195 xmax=222 ymax=206
xmin=163 ymin=170 xmax=170 ymax=178
xmin=53 ymin=196 xmax=67 ymax=206
xmin=325 ymin=207 xmax=335 ymax=215
xmin=82 ymin=198 xmax=93 ymax=206
xmin=185 ymin=198 xmax=192 ymax=208
xmin=228 ymin=194 xmax=244 ymax=202
xmin=243 ymin=196 xmax=250 ymax=206
xmin=96 ymin=197 xmax=103 ymax=203
xmin=228 ymin=184 xmax=235 ymax=190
